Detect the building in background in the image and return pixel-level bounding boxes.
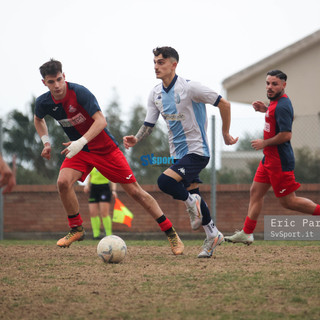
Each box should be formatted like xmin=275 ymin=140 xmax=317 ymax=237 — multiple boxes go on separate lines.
xmin=221 ymin=30 xmax=320 ymax=177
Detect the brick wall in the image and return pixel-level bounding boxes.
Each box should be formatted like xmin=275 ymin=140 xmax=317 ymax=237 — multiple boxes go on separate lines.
xmin=3 ymin=184 xmax=320 ymax=238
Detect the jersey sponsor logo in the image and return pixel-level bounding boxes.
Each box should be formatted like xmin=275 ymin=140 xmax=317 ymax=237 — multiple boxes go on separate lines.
xmin=178 ymin=167 xmax=186 ymax=175
xmin=264 ymin=122 xmax=270 ymax=133
xmin=162 ymin=113 xmax=185 ymax=121
xmin=68 ymin=105 xmax=77 ymax=113
xmin=58 ymin=113 xmax=86 ymax=127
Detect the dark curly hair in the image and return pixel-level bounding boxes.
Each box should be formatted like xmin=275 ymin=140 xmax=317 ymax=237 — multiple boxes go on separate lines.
xmin=39 ymin=59 xmax=62 ymax=78
xmin=153 ymin=47 xmax=179 ymax=62
xmin=267 ymin=69 xmax=287 ymax=81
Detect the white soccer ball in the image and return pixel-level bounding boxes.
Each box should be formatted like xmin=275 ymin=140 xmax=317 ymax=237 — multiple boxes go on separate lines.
xmin=97 ymin=235 xmax=127 ymax=264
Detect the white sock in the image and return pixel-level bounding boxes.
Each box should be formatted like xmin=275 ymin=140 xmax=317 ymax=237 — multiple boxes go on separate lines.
xmin=203 ymin=220 xmax=218 ymax=238
xmin=184 ymin=193 xmax=195 ymax=207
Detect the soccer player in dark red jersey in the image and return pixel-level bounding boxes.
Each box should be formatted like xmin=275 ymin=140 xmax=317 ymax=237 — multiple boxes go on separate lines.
xmin=34 ymin=59 xmax=184 ymax=254
xmin=225 ymin=70 xmax=320 ymax=245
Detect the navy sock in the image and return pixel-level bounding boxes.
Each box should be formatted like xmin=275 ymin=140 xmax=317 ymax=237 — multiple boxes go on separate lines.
xmin=157 ymin=174 xmax=188 ymax=201
xmin=189 ymin=188 xmax=212 ymax=225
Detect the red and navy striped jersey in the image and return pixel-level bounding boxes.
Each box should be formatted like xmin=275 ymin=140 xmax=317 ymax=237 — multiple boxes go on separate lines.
xmin=263 ymin=94 xmax=295 ymax=171
xmin=35 ymin=82 xmax=118 ymax=154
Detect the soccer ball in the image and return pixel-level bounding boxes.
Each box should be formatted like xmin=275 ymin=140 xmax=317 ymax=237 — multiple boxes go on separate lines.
xmin=97 ymin=235 xmax=127 ymax=264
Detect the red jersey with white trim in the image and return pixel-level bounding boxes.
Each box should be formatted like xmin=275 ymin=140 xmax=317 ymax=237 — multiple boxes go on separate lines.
xmin=262 ymin=94 xmax=295 ymax=171
xmin=35 ymin=82 xmax=118 ymax=155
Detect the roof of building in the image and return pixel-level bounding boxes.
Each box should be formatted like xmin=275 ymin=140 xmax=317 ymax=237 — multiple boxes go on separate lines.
xmin=222 ymin=29 xmax=320 ymax=90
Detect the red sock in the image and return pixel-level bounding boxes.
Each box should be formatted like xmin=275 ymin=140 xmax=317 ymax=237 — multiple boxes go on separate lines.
xmin=243 ymin=216 xmax=257 ymax=234
xmin=156 ymin=215 xmax=173 ymax=232
xmin=68 ymin=213 xmax=83 ymax=228
xmin=312 ymin=204 xmax=320 ymax=215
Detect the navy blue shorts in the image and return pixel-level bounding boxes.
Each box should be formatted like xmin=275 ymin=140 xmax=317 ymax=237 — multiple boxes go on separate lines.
xmin=170 ymin=153 xmax=210 ymax=188
xmin=89 ymin=184 xmax=112 ymax=203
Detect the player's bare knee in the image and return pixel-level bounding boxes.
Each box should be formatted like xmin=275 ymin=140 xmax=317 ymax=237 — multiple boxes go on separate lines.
xmin=57 ymin=177 xmax=72 ymax=192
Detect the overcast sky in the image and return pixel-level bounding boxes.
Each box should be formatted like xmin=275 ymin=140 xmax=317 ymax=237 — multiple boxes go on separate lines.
xmin=1 ymin=0 xmax=320 ymax=144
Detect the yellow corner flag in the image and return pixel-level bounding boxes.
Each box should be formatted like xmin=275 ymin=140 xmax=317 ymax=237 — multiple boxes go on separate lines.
xmin=112 ymin=197 xmax=134 ymax=227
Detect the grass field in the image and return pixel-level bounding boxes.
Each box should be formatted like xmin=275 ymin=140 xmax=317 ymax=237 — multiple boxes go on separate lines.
xmin=1 ymin=239 xmax=320 ymax=320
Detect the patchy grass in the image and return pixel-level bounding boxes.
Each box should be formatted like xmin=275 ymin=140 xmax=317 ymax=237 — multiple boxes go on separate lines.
xmin=0 ymin=240 xmax=320 ymax=319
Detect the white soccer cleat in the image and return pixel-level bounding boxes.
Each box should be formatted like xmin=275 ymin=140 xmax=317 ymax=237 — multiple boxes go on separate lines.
xmin=186 ymin=194 xmax=202 ymax=230
xmin=224 ymin=230 xmax=254 ymax=245
xmin=198 ymin=231 xmax=224 ymax=258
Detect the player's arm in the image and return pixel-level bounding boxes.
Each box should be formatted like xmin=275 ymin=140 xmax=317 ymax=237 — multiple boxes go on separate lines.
xmin=34 ymin=115 xmax=52 ymax=160
xmin=123 ymin=124 xmax=153 ymax=149
xmin=83 ymin=174 xmax=91 ymax=193
xmin=111 ymin=182 xmax=117 ymax=198
xmin=61 ymin=111 xmax=107 ymax=158
xmin=251 ymin=132 xmax=291 ymax=150
xmin=252 ymin=101 xmax=268 ymax=113
xmin=216 ymin=98 xmax=239 ymax=145
xmin=252 ymin=104 xmax=292 ymax=150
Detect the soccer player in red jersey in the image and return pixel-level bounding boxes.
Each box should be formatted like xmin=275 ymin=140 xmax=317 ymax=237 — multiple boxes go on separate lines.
xmin=225 ymin=70 xmax=320 ymax=245
xmin=34 ymin=59 xmax=184 ymax=254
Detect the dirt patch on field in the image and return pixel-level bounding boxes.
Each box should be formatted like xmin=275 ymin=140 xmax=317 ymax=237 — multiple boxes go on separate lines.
xmin=1 ymin=241 xmax=320 ymax=320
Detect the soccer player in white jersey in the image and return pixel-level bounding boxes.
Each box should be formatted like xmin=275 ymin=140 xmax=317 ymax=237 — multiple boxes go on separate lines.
xmin=124 ymin=47 xmax=238 ymax=258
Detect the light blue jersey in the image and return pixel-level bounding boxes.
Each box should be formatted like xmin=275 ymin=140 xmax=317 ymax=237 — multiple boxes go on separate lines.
xmin=145 ymin=75 xmax=221 ymax=159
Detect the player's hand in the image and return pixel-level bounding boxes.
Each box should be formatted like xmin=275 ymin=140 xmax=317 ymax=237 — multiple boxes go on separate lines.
xmin=251 ymin=139 xmax=265 ymax=150
xmin=41 ymin=144 xmax=51 ymax=160
xmin=252 ymin=101 xmax=268 ymax=113
xmin=123 ymin=135 xmax=138 ymax=149
xmin=223 ymin=133 xmax=239 ymax=146
xmin=61 ymin=137 xmax=88 ymax=159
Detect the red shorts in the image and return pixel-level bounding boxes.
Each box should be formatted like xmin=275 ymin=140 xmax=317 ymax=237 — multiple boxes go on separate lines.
xmin=60 ymin=148 xmax=136 ymax=184
xmin=254 ymin=160 xmax=300 ymax=197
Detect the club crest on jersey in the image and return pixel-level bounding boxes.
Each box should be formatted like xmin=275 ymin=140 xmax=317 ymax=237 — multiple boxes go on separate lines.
xmin=155 ymin=95 xmax=163 ymax=108
xmin=68 ymin=105 xmax=77 ymax=113
xmin=178 ymin=167 xmax=186 ymax=175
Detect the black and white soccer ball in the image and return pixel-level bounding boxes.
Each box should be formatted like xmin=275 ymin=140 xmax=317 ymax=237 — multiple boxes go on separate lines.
xmin=97 ymin=235 xmax=127 ymax=264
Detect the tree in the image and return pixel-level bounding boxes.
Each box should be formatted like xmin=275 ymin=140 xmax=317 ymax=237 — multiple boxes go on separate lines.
xmin=3 ymin=97 xmax=66 ymax=184
xmin=294 ymin=147 xmax=320 ymax=183
xmin=125 ymin=103 xmax=170 ymax=183
xmin=104 ymin=89 xmax=125 ymax=152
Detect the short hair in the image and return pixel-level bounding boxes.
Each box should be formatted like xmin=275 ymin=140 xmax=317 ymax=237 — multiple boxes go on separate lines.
xmin=153 ymin=46 xmax=179 ymax=63
xmin=267 ymin=69 xmax=287 ymax=81
xmin=39 ymin=59 xmax=62 ymax=78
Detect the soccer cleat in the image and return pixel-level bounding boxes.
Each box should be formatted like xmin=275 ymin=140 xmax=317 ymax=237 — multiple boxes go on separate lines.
xmin=224 ymin=230 xmax=254 ymax=245
xmin=167 ymin=228 xmax=184 ymax=255
xmin=186 ymin=194 xmax=203 ymax=230
xmin=197 ymin=231 xmax=224 ymax=258
xmin=57 ymin=226 xmax=85 ymax=248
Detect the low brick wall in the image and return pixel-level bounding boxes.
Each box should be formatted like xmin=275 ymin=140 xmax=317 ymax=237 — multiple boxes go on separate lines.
xmin=3 ymin=184 xmax=320 ymax=238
